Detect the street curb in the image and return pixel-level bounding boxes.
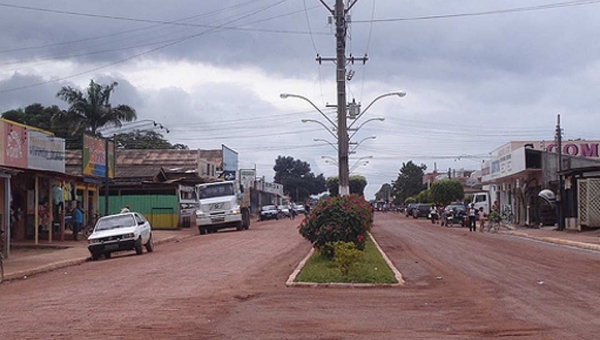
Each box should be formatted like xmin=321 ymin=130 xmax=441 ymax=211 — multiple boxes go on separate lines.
xmin=499 ymin=231 xmax=600 ymax=252
xmin=3 ymin=232 xmax=197 ymax=282
xmin=285 ymin=232 xmax=405 ymax=288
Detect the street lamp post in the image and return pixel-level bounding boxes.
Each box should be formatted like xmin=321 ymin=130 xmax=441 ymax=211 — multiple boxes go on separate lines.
xmin=280 ymin=94 xmax=338 ymax=129
xmin=348 ymin=117 xmax=384 ymax=140
xmin=348 ymin=91 xmax=406 ymax=129
xmin=301 ymin=119 xmax=337 ymax=139
xmin=349 ymin=136 xmax=376 ymax=154
xmin=314 ymin=138 xmax=338 ymax=151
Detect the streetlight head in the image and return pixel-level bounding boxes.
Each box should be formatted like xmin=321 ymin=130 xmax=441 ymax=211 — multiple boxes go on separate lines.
xmin=301 ymin=119 xmax=308 ymax=123
xmin=394 ymin=91 xmax=407 ymax=97
xmin=280 ymin=93 xmax=289 ymax=99
xmin=377 ymin=117 xmax=385 ymax=121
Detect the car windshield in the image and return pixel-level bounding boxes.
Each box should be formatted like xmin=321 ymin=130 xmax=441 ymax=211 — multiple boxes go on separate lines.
xmin=446 ymin=205 xmax=465 ymax=211
xmin=262 ymin=205 xmax=276 ymax=211
xmin=95 ymin=214 xmax=136 ymax=231
xmin=198 ymin=183 xmax=235 ymax=199
xmin=278 ymin=205 xmax=288 ymax=210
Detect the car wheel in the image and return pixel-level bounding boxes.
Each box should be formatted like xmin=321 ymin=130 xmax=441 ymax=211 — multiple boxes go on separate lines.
xmin=236 ymin=222 xmax=243 ymax=231
xmin=134 ymin=237 xmax=143 ymax=255
xmin=104 ymin=252 xmax=111 ymax=259
xmin=91 ymin=252 xmax=100 ymax=261
xmin=145 ymin=234 xmax=155 ymax=252
xmin=199 ymin=227 xmax=206 ymax=235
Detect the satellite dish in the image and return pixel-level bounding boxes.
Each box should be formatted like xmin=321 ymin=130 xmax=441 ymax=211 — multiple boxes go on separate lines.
xmin=538 ymin=189 xmax=556 ymax=206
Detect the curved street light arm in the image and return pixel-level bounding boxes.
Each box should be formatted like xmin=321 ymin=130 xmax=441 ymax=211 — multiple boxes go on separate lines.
xmin=321 ymin=155 xmax=337 ymax=163
xmin=348 ymin=117 xmax=384 ymax=140
xmin=280 ymin=93 xmax=338 ymax=129
xmin=314 ymin=138 xmax=338 ymax=151
xmin=302 ymin=119 xmax=338 ymax=139
xmin=348 ymin=91 xmax=405 ymax=129
xmin=349 ymin=136 xmax=376 ymax=153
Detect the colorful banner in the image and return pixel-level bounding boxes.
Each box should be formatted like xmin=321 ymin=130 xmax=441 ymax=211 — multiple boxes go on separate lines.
xmin=82 ymin=134 xmax=114 ymax=178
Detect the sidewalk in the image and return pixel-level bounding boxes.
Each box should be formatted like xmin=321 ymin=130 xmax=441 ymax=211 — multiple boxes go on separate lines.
xmin=499 ymin=225 xmax=600 ymax=251
xmin=2 ymin=227 xmax=199 ymax=281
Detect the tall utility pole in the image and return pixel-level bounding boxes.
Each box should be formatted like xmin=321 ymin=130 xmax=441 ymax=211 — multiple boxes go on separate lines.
xmin=556 ymin=113 xmax=565 ymax=231
xmin=318 ymin=0 xmax=366 ymax=196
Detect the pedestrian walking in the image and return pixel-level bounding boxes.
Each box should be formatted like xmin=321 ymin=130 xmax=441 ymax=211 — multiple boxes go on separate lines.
xmin=73 ymin=201 xmax=84 ymax=241
xmin=478 ymin=207 xmax=486 ymax=232
xmin=468 ymin=203 xmax=476 ymax=232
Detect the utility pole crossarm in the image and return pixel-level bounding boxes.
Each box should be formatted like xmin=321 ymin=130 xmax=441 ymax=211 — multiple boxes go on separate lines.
xmin=318 ymin=0 xmax=334 ymax=13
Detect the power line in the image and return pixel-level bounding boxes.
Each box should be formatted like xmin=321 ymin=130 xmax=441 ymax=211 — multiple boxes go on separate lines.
xmin=353 ymin=0 xmax=600 ymax=23
xmin=0 ymin=0 xmax=266 ymax=55
xmin=0 ymin=0 xmax=299 ymax=94
xmin=0 ymin=1 xmax=327 ymax=36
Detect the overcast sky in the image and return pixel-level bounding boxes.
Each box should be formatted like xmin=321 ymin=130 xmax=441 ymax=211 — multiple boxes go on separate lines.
xmin=1 ymin=0 xmax=600 ymax=200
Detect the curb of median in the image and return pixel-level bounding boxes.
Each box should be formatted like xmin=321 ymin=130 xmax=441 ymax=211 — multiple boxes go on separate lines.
xmin=286 ymin=232 xmax=405 ymax=288
xmin=3 ymin=232 xmax=197 ymax=282
xmin=499 ymin=231 xmax=600 ymax=252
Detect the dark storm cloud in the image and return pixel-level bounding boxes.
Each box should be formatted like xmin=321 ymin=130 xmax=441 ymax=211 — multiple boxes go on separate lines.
xmin=0 ymin=73 xmax=66 ymax=112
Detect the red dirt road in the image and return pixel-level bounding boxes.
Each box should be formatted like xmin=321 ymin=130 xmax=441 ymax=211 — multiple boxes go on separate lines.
xmin=1 ymin=213 xmax=599 ymax=339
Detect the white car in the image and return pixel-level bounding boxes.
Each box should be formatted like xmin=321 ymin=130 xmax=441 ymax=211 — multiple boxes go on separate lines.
xmin=87 ymin=212 xmax=154 ymax=260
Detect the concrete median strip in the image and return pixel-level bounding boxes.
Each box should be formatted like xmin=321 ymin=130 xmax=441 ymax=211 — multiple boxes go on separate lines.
xmin=286 ymin=232 xmax=405 ymax=288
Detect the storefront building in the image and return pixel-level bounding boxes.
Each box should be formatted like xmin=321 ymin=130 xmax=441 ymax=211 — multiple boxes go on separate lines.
xmin=482 ymin=141 xmax=600 ymax=227
xmin=0 ymin=119 xmax=88 ymax=257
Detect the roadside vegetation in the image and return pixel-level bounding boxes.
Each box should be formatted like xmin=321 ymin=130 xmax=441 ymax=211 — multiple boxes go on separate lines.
xmin=297 ymin=194 xmax=397 ymax=284
xmin=295 ymin=235 xmax=397 ymax=284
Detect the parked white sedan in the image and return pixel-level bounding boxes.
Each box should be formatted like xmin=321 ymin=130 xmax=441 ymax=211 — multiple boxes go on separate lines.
xmin=87 ymin=212 xmax=154 ymax=260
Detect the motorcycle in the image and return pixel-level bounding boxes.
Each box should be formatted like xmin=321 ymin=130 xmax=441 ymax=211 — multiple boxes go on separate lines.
xmin=429 ymin=208 xmax=439 ymax=224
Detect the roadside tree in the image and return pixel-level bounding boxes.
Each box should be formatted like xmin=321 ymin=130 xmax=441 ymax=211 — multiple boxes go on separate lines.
xmin=392 ymin=161 xmax=427 ymax=204
xmin=430 ymin=179 xmax=464 ymax=205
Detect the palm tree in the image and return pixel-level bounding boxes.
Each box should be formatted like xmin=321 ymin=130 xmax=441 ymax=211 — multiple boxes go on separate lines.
xmin=56 ymin=80 xmax=137 ymax=136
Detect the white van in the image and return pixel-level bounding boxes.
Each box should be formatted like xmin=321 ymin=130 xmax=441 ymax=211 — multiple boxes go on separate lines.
xmin=471 ymin=192 xmax=490 ymax=214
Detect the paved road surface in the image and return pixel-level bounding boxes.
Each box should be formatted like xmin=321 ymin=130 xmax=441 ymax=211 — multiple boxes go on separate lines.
xmin=1 ymin=213 xmax=599 ymax=339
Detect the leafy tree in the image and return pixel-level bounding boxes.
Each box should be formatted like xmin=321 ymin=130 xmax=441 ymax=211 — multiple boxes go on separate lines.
xmin=114 ymin=130 xmax=189 ymax=150
xmin=55 ymin=80 xmax=137 ymax=136
xmin=1 ymin=103 xmax=63 ymax=133
xmin=415 ymin=189 xmax=432 ymax=203
xmin=273 ymin=156 xmax=326 ymax=202
xmin=430 ymin=179 xmax=464 ymax=205
xmin=325 ymin=176 xmax=368 ymax=197
xmin=391 ymin=161 xmax=427 ymax=204
xmin=375 ymin=183 xmax=393 ymax=202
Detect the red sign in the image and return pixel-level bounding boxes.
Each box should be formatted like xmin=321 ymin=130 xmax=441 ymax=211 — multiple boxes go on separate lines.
xmin=2 ymin=121 xmax=28 ymax=168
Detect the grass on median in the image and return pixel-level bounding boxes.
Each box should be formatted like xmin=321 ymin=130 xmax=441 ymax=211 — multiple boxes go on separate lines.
xmin=295 ymin=235 xmax=397 ymax=284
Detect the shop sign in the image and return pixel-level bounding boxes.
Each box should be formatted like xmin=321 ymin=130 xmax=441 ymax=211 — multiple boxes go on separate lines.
xmin=27 ymin=130 xmax=65 ymax=172
xmin=82 ymin=134 xmax=114 ymax=178
xmin=0 ymin=120 xmax=28 ymax=169
xmin=482 ymin=148 xmax=526 ymax=182
xmin=240 ymin=169 xmax=255 ymax=190
xmin=545 ymin=142 xmax=600 ymax=158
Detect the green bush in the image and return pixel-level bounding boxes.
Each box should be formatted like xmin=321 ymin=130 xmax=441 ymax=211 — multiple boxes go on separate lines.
xmin=298 ymin=194 xmax=373 ymax=259
xmin=332 ymin=241 xmax=364 ymax=276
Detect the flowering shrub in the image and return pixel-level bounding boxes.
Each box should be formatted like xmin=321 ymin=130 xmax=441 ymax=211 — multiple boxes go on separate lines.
xmin=298 ymin=194 xmax=373 ymax=259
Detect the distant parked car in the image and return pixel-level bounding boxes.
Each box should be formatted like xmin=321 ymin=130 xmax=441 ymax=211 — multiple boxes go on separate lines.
xmin=292 ymin=204 xmax=306 ymax=215
xmin=405 ymin=203 xmax=417 ymax=217
xmin=87 ymin=212 xmax=154 ymax=261
xmin=260 ymin=205 xmax=279 ymax=221
xmin=412 ymin=204 xmax=431 ymax=219
xmin=278 ymin=205 xmax=291 ymax=218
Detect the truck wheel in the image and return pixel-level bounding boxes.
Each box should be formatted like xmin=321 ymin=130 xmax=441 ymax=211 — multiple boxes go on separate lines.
xmin=199 ymin=228 xmax=206 ymax=235
xmin=91 ymin=252 xmax=100 ymax=261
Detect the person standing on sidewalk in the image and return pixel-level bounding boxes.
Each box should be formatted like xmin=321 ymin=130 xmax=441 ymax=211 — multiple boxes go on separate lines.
xmin=73 ymin=201 xmax=84 ymax=241
xmin=468 ymin=203 xmax=477 ymax=232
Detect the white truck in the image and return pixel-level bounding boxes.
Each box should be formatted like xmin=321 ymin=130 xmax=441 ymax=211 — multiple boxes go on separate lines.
xmin=195 ymin=180 xmax=251 ymax=235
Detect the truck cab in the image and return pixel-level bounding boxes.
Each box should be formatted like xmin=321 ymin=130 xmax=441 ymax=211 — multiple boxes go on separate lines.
xmin=471 ymin=192 xmax=490 ymax=214
xmin=195 ymin=180 xmax=250 ymax=235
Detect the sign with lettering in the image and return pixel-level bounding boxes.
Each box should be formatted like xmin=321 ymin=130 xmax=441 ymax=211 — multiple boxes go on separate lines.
xmin=28 ymin=130 xmax=65 ymax=172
